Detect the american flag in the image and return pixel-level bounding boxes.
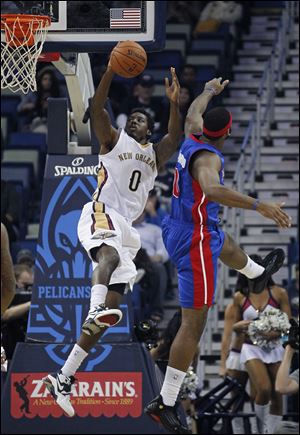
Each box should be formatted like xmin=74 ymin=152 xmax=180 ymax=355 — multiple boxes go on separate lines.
xmin=110 ymin=8 xmax=141 ymax=28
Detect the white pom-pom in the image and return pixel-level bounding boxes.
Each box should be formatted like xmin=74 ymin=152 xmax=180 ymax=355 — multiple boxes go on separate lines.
xmin=248 ymin=308 xmax=290 ymax=352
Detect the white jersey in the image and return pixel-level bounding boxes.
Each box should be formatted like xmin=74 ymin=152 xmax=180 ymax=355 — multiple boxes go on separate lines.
xmin=92 ymin=129 xmax=158 ymax=221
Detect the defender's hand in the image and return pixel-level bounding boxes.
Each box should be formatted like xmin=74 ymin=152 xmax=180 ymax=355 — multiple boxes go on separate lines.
xmin=165 ymin=67 xmax=180 ymax=104
xmin=257 ymin=201 xmax=292 ymax=228
xmin=204 ymin=77 xmax=229 ymax=96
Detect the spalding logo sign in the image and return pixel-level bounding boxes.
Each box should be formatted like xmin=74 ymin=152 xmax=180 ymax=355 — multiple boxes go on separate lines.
xmin=11 ymin=372 xmax=142 ymax=418
xmin=54 ymin=157 xmax=98 ymax=177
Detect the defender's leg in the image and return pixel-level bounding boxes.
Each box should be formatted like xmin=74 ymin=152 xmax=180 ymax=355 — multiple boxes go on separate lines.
xmin=145 ymin=306 xmax=207 ymax=434
xmin=220 ymin=233 xmax=285 ymax=294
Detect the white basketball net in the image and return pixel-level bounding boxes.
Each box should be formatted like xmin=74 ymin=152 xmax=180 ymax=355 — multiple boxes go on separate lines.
xmin=1 ymin=16 xmax=50 ymax=94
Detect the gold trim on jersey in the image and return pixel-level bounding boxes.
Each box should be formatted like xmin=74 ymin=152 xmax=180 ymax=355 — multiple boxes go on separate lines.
xmin=93 ymin=163 xmax=108 ymax=201
xmin=91 ymin=202 xmax=115 ymax=232
xmin=94 ymin=201 xmax=105 ymax=214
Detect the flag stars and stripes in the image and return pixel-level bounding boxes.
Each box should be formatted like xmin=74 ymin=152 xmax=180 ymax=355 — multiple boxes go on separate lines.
xmin=110 ymin=8 xmax=141 ymax=28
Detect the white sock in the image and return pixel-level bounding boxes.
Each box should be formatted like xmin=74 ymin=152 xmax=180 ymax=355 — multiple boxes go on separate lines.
xmin=160 ymin=366 xmax=186 ymax=406
xmin=232 ymin=417 xmax=245 ymax=434
xmin=237 ymin=255 xmax=265 ymax=279
xmin=255 ymin=403 xmax=269 ymax=434
xmin=267 ymin=414 xmax=282 ymax=434
xmin=90 ymin=284 xmax=108 ymax=309
xmin=61 ymin=344 xmax=88 ymax=377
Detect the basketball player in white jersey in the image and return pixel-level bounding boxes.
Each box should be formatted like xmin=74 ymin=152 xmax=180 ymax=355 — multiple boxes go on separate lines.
xmin=43 ymin=60 xmax=181 ymax=416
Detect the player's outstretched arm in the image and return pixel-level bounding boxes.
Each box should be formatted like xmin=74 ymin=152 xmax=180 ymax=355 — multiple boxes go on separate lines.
xmin=191 ymin=151 xmax=292 ymax=229
xmin=184 ymin=77 xmax=229 ymax=138
xmin=154 ymin=67 xmax=182 ymax=168
xmin=90 ymin=60 xmax=119 ymax=150
xmin=1 ymin=223 xmax=15 ymax=314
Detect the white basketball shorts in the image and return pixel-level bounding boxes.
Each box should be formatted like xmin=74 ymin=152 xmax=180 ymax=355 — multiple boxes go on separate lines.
xmin=77 ymin=201 xmax=141 ymax=289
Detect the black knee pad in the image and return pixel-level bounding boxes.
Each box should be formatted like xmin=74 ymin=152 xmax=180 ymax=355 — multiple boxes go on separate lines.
xmin=108 ymin=283 xmax=126 ymax=295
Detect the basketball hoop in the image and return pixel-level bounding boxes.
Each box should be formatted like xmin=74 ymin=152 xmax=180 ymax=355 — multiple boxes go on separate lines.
xmin=1 ymin=14 xmax=51 ymax=94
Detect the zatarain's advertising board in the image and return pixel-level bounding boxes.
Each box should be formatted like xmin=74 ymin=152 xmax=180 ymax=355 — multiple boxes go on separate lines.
xmin=11 ymin=372 xmax=142 ymax=419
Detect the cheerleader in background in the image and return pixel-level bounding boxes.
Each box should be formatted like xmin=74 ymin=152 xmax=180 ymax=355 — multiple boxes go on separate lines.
xmin=220 ymin=273 xmax=254 ymax=434
xmin=233 ymin=255 xmax=291 ymax=434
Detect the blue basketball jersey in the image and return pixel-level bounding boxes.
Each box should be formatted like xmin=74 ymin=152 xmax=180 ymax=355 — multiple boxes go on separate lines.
xmin=171 ymin=134 xmax=225 ymax=226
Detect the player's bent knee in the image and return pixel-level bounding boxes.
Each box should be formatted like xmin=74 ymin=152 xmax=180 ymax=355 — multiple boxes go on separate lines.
xmin=181 ymin=306 xmax=209 ymax=341
xmin=95 ymin=244 xmax=120 ymax=269
xmin=105 ymin=250 xmax=120 ymax=270
xmin=182 ymin=305 xmax=209 ymax=323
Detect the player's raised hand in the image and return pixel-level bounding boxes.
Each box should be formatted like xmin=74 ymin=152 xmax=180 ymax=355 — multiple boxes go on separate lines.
xmin=257 ymin=201 xmax=292 ymax=228
xmin=165 ymin=67 xmax=180 ymax=104
xmin=107 ymin=42 xmax=121 ymax=71
xmin=204 ymin=77 xmax=229 ymax=96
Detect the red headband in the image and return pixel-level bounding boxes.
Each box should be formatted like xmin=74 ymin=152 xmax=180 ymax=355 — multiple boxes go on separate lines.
xmin=203 ymin=112 xmax=232 ymax=137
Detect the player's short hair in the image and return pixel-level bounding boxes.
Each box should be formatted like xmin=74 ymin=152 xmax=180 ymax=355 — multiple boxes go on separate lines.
xmin=130 ymin=108 xmax=155 ymax=134
xmin=203 ymin=107 xmax=232 ymax=140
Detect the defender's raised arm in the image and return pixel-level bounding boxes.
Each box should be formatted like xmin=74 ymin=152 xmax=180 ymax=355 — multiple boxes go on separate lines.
xmin=184 ymin=77 xmax=229 ymax=137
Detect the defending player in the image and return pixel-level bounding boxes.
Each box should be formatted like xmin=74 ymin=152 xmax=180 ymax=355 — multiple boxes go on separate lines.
xmin=145 ymin=78 xmax=292 ymax=434
xmin=42 ymin=58 xmax=182 ymax=416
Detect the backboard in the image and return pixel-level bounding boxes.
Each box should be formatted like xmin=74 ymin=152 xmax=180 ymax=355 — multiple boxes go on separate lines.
xmin=1 ymin=1 xmax=166 ymax=52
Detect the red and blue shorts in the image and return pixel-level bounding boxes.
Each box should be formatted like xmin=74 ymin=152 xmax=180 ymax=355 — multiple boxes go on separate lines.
xmin=162 ymin=216 xmax=225 ymax=309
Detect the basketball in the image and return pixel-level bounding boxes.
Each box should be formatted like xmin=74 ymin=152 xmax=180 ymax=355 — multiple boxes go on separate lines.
xmin=110 ymin=41 xmax=147 ymax=78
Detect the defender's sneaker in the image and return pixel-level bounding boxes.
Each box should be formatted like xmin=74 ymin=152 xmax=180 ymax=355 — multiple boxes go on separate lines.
xmin=42 ymin=371 xmax=76 ymax=417
xmin=248 ymin=248 xmax=285 ymax=294
xmin=82 ymin=304 xmax=122 ymax=336
xmin=145 ymin=395 xmax=191 ymax=434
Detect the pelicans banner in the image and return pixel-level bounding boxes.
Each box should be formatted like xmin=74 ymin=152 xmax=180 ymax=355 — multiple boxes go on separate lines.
xmin=26 ymin=155 xmax=134 ymax=349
